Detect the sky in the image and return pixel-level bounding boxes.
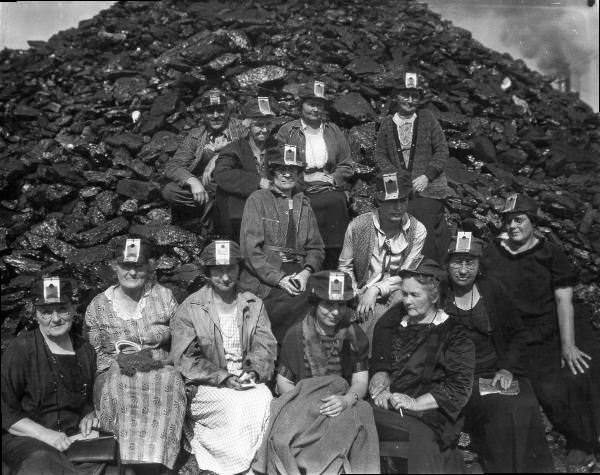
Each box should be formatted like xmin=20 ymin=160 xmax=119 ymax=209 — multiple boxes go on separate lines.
xmin=1 ymin=1 xmax=598 ymax=111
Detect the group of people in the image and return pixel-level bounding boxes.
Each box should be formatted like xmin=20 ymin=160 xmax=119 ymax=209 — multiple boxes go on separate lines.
xmin=2 ymin=73 xmax=598 ymax=475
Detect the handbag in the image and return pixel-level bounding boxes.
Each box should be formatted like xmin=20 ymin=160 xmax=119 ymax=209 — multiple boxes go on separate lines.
xmin=66 ymin=434 xmax=119 ymax=464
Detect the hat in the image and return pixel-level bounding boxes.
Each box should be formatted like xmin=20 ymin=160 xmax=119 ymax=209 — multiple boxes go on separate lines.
xmin=241 ymin=96 xmax=279 ymax=118
xmin=501 ymin=193 xmax=539 ymax=217
xmin=399 ymin=255 xmax=446 ymax=280
xmin=448 ymin=231 xmax=484 ymax=257
xmin=266 ymin=144 xmax=306 ymax=169
xmin=375 ymin=172 xmax=412 ymax=202
xmin=199 ymin=240 xmax=242 ymax=266
xmin=308 ymin=271 xmax=355 ymax=301
xmin=394 ymin=72 xmax=424 ymax=95
xmin=197 ymin=88 xmax=228 ymax=109
xmin=31 ymin=277 xmax=73 ymax=306
xmin=113 ymin=237 xmax=153 ymax=265
xmin=297 ymin=80 xmax=330 ymax=102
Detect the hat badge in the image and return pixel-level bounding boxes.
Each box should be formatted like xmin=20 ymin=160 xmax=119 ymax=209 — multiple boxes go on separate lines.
xmin=328 ymin=272 xmax=345 ymax=301
xmin=383 ymin=173 xmax=399 ymax=200
xmin=455 ymin=231 xmax=472 ymax=253
xmin=313 ymin=81 xmax=325 ymax=98
xmin=214 ymin=240 xmax=231 ymax=266
xmin=257 ymin=96 xmax=271 ymax=115
xmin=43 ymin=277 xmax=61 ymax=304
xmin=123 ymin=238 xmax=141 ymax=263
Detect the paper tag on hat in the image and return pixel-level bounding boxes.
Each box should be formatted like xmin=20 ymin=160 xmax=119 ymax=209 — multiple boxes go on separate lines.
xmin=123 ymin=239 xmax=141 ymax=263
xmin=215 ymin=240 xmax=231 ymax=266
xmin=405 ymin=72 xmax=418 ymax=89
xmin=284 ymin=144 xmax=298 ymax=166
xmin=383 ymin=173 xmax=399 ymax=200
xmin=257 ymin=97 xmax=271 ymax=115
xmin=455 ymin=232 xmax=472 ymax=253
xmin=407 ymin=254 xmax=424 ymax=272
xmin=504 ymin=194 xmax=518 ymax=212
xmin=43 ymin=277 xmax=61 ymax=304
xmin=209 ymin=93 xmax=221 ymax=105
xmin=313 ymin=81 xmax=325 ymax=98
xmin=328 ymin=272 xmax=345 ymax=301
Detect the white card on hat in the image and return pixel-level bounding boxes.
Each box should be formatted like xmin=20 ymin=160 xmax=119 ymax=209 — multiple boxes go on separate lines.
xmin=328 ymin=272 xmax=345 ymax=301
xmin=504 ymin=194 xmax=517 ymax=212
xmin=215 ymin=240 xmax=230 ymax=265
xmin=209 ymin=94 xmax=221 ymax=105
xmin=455 ymin=232 xmax=472 ymax=253
xmin=258 ymin=97 xmax=271 ymax=115
xmin=407 ymin=254 xmax=424 ymax=271
xmin=383 ymin=173 xmax=399 ymax=200
xmin=284 ymin=144 xmax=298 ymax=166
xmin=43 ymin=277 xmax=61 ymax=304
xmin=405 ymin=72 xmax=418 ymax=88
xmin=314 ymin=81 xmax=325 ymax=98
xmin=123 ymin=239 xmax=141 ymax=263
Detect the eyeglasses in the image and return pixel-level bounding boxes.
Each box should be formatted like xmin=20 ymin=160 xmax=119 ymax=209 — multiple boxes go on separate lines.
xmin=37 ymin=306 xmax=73 ymax=321
xmin=201 ymin=105 xmax=227 ymax=114
xmin=449 ymin=259 xmax=478 ymax=269
xmin=273 ymin=167 xmax=300 ymax=176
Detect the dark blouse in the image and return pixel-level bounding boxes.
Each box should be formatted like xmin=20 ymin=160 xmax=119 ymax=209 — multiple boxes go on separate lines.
xmin=1 ymin=330 xmax=96 ymax=438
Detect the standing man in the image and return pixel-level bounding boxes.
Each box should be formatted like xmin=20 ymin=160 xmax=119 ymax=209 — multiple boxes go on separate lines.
xmin=162 ymin=88 xmax=246 ymax=231
xmin=374 ymin=72 xmax=451 ymax=263
xmin=213 ymin=96 xmax=280 ymax=242
xmin=338 ymin=172 xmax=426 ymax=348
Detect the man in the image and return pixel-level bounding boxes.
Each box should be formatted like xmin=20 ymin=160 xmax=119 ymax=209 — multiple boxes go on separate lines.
xmin=213 ymin=96 xmax=280 ymax=242
xmin=162 ymin=88 xmax=246 ymax=231
xmin=338 ymin=172 xmax=426 ymax=348
xmin=374 ymin=72 xmax=451 ymax=263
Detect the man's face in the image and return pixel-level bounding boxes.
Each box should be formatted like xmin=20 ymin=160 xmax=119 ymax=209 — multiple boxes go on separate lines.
xmin=378 ymin=198 xmax=408 ymax=224
xmin=396 ymin=91 xmax=420 ymax=117
xmin=203 ymin=105 xmax=228 ymax=132
xmin=248 ymin=118 xmax=273 ymax=144
xmin=301 ymin=98 xmax=325 ymax=123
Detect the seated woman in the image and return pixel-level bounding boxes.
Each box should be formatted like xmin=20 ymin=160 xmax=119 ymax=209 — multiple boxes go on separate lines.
xmin=254 ymin=270 xmax=379 ymax=475
xmin=445 ymin=232 xmax=553 ymax=472
xmin=170 ymin=240 xmax=277 ymax=475
xmin=1 ymin=277 xmax=116 ymax=475
xmin=370 ymin=257 xmax=475 ymax=474
xmin=85 ymin=238 xmax=186 ymax=473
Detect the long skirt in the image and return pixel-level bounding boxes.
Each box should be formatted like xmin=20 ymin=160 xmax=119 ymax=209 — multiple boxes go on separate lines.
xmin=184 ymin=383 xmax=273 ymax=474
xmin=373 ymin=405 xmax=465 ymax=474
xmin=95 ymin=363 xmax=186 ymax=469
xmin=464 ymin=377 xmax=553 ymax=473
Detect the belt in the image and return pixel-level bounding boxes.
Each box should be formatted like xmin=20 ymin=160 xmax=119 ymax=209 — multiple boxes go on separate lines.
xmin=264 ymin=245 xmax=306 ymax=263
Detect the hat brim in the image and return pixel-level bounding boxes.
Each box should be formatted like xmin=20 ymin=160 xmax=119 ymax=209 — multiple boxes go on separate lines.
xmin=34 ymin=297 xmax=72 ymax=306
xmin=312 ymin=289 xmax=355 ymax=302
xmin=447 ymin=249 xmax=483 ymax=257
xmin=375 ymin=191 xmax=411 ymax=202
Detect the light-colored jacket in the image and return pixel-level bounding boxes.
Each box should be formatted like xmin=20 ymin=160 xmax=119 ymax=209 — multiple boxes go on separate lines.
xmin=170 ymin=285 xmax=277 ymax=386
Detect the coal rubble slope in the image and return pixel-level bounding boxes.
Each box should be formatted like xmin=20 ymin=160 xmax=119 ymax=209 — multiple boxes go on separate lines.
xmin=1 ymin=0 xmax=599 ymax=338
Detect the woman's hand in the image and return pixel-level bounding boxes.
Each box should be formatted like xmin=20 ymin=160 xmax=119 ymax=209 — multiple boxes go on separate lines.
xmin=561 ymin=344 xmax=591 ymax=375
xmin=412 ymin=175 xmax=429 ymax=193
xmin=42 ymin=429 xmax=72 ymax=452
xmin=372 ymin=389 xmax=391 ymax=410
xmin=369 ymin=371 xmax=391 ymax=399
xmin=357 ymin=287 xmax=379 ymax=321
xmin=492 ymin=369 xmax=514 ymax=390
xmin=319 ymin=394 xmax=349 ymax=417
xmin=390 ymin=393 xmax=417 ymax=412
xmin=223 ymin=375 xmax=242 ymax=389
xmin=79 ymin=411 xmax=99 ymax=438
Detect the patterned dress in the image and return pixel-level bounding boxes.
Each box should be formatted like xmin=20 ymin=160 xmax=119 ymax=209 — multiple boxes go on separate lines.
xmin=85 ymin=283 xmax=186 ymax=469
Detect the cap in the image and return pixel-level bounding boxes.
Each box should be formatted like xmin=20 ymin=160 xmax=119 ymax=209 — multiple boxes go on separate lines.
xmin=501 ymin=193 xmax=539 ymax=217
xmin=394 ymin=72 xmax=424 ymax=95
xmin=308 ymin=271 xmax=355 ymax=301
xmin=31 ymin=277 xmax=73 ymax=306
xmin=197 ymin=88 xmax=228 ymax=109
xmin=241 ymin=96 xmax=279 ymax=118
xmin=266 ymin=144 xmax=306 ymax=169
xmin=297 ymin=80 xmax=330 ymax=102
xmin=399 ymin=255 xmax=446 ymax=280
xmin=199 ymin=240 xmax=242 ymax=266
xmin=448 ymin=231 xmax=484 ymax=257
xmin=375 ymin=172 xmax=412 ymax=201
xmin=113 ymin=237 xmax=153 ymax=265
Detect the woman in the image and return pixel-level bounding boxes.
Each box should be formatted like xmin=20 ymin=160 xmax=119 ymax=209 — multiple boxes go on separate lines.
xmin=254 ymin=270 xmax=379 ymax=475
xmin=445 ymin=232 xmax=553 ymax=472
xmin=85 ymin=238 xmax=186 ymax=473
xmin=1 ymin=277 xmax=114 ymax=475
xmin=170 ymin=240 xmax=277 ymax=475
xmin=239 ymin=144 xmax=325 ymax=342
xmin=482 ymin=193 xmax=598 ymax=466
xmin=276 ymin=80 xmax=353 ymax=269
xmin=370 ymin=257 xmax=475 ymax=473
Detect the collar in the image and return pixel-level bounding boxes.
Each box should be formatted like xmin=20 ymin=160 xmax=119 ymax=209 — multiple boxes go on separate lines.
xmin=248 ymin=136 xmax=265 ymax=159
xmin=498 ymin=235 xmax=541 ymax=256
xmin=400 ymin=310 xmax=449 ymax=327
xmin=393 ymin=112 xmax=417 ymax=127
xmin=300 ymin=118 xmax=324 ymax=133
xmin=372 ymin=211 xmax=410 ymax=238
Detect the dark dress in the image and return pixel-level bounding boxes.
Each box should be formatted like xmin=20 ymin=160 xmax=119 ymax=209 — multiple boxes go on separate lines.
xmin=446 ymin=277 xmax=553 ymax=473
xmin=1 ymin=330 xmax=105 ymax=475
xmin=483 ymin=238 xmax=598 ymax=453
xmin=370 ymin=309 xmax=475 ymax=474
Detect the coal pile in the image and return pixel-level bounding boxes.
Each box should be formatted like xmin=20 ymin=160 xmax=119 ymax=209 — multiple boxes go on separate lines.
xmin=1 ymin=0 xmax=599 ymax=339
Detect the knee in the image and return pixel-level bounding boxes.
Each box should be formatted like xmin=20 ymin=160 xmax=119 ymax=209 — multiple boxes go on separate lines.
xmin=20 ymin=448 xmax=66 ymax=471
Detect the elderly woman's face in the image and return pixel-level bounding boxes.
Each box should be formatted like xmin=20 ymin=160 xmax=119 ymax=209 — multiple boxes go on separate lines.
xmin=301 ymin=99 xmax=325 ymax=123
xmin=401 ymin=277 xmax=437 ymax=319
xmin=113 ymin=261 xmax=151 ymax=291
xmin=505 ymin=213 xmax=535 ymax=244
xmin=36 ymin=303 xmax=74 ymax=338
xmin=208 ymin=264 xmax=239 ymax=293
xmin=315 ymin=299 xmax=348 ymax=329
xmin=448 ymin=255 xmax=479 ymax=288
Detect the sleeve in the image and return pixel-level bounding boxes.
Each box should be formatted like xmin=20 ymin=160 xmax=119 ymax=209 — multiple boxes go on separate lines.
xmin=164 ymin=130 xmax=201 ymax=185
xmin=170 ymin=300 xmax=230 ymax=386
xmin=143 ymin=287 xmax=177 ymax=349
xmin=551 ymin=244 xmax=578 ymax=288
xmin=369 ymin=310 xmax=398 ymax=374
xmin=275 ymin=123 xmax=290 ymax=144
xmin=373 ymin=276 xmax=402 ymax=299
xmin=84 ymin=298 xmax=114 ymax=374
xmin=349 ymin=324 xmax=370 ymax=373
xmin=330 ymin=124 xmax=354 ymax=187
xmin=423 ymin=114 xmax=449 ymax=181
xmin=373 ymin=118 xmax=397 ymax=173
xmin=405 ymin=220 xmax=427 ymax=265
xmin=243 ymin=300 xmax=277 ymax=383
xmin=240 ymin=193 xmax=287 ymax=286
xmin=213 ymin=142 xmax=261 ymax=197
xmin=1 ymin=340 xmax=29 ymax=430
xmin=302 ymin=199 xmax=326 ymax=273
xmin=337 ymin=220 xmax=358 ymax=291
xmin=277 ymin=328 xmax=300 ymax=383
xmin=428 ymin=325 xmax=475 ymax=421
